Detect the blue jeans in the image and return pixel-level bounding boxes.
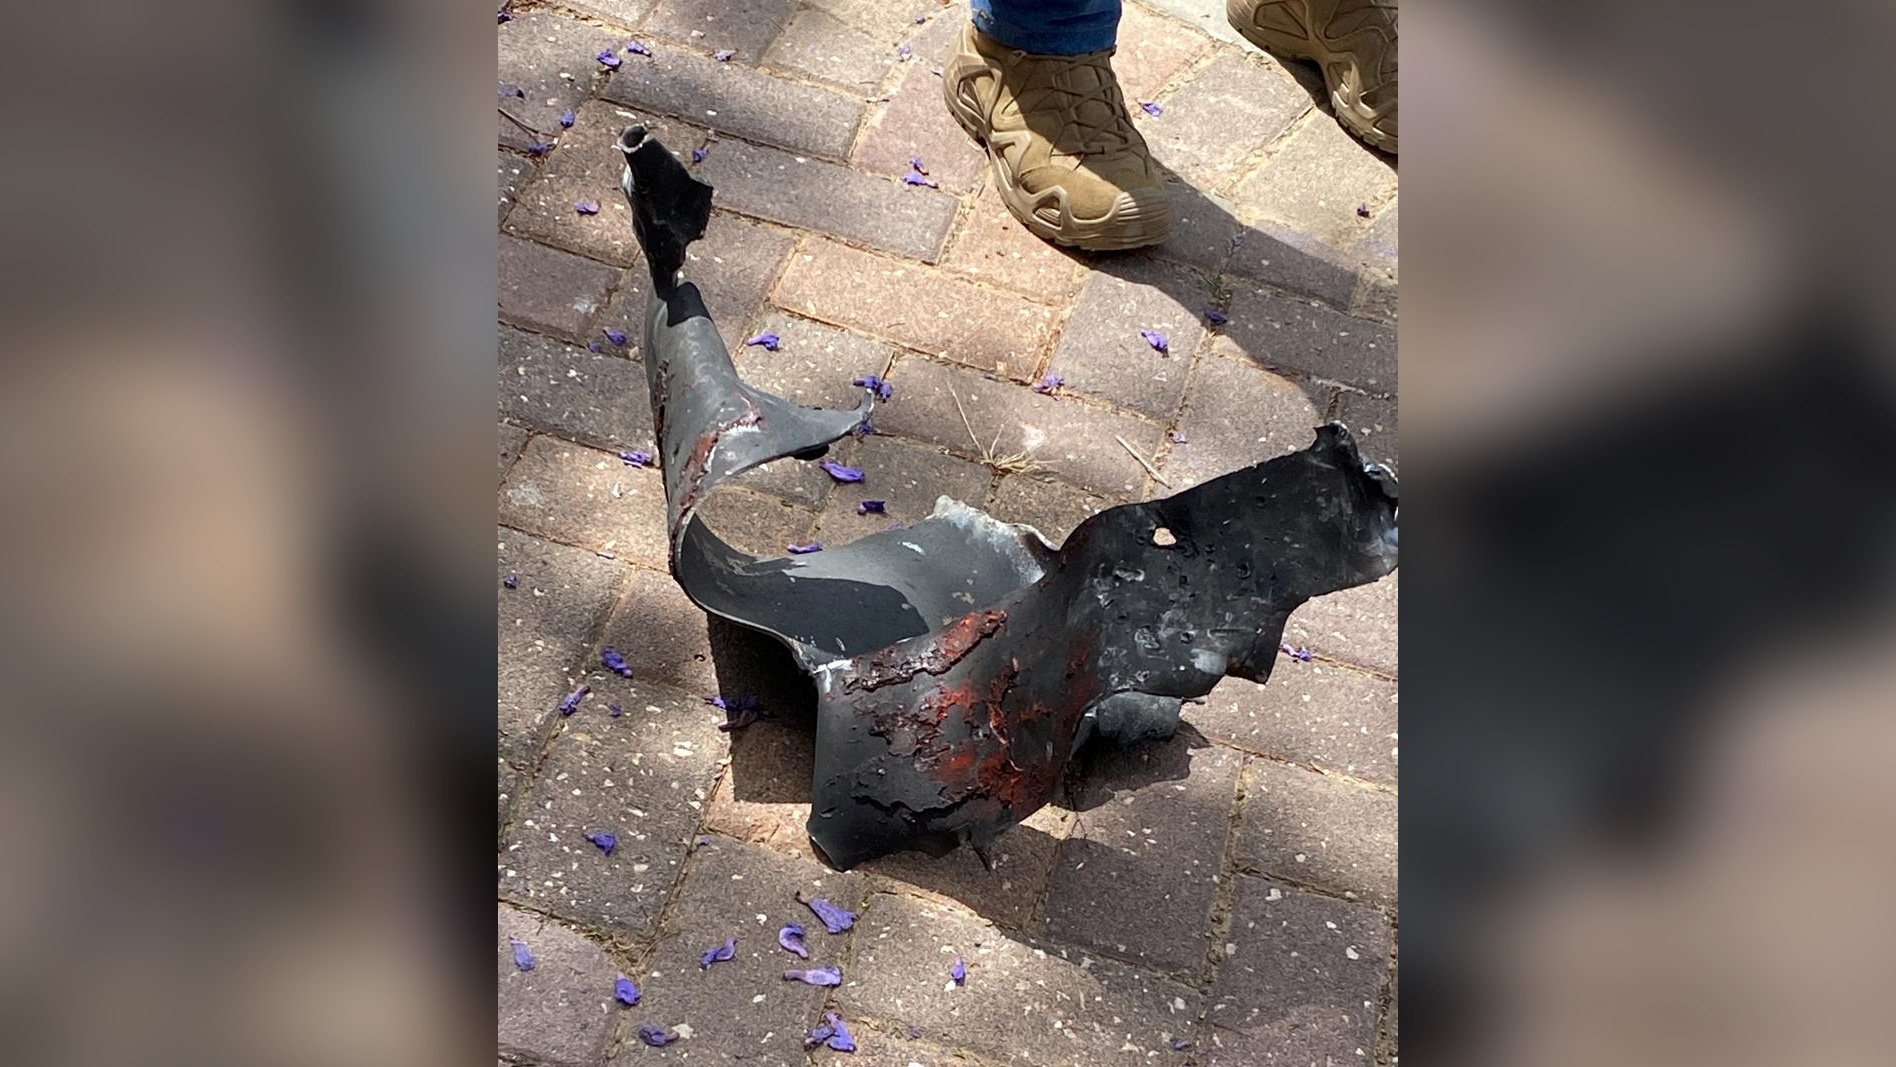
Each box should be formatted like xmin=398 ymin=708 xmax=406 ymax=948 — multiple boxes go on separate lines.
xmin=973 ymin=0 xmax=1122 ymax=55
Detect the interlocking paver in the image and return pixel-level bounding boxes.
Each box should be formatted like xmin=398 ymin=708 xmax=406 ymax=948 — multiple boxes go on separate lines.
xmin=1113 ymin=1 xmax=1215 ymax=103
xmin=839 ymin=892 xmax=1204 ymax=1067
xmin=499 ymin=326 xmax=653 ymax=452
xmin=1285 ymin=571 xmax=1397 ymax=677
xmin=1160 ymin=344 xmax=1329 ymax=488
xmin=499 ymin=234 xmax=621 ymax=342
xmin=1237 ymin=758 xmax=1397 ymax=906
xmin=941 ymin=184 xmax=1088 ymax=301
xmin=559 ymin=0 xmax=657 ymax=28
xmin=852 ymin=54 xmax=988 ymax=195
xmin=762 ymin=6 xmax=893 ymax=91
xmin=1144 ymin=52 xmax=1309 ymax=192
xmin=811 ymin=434 xmax=992 ymax=543
xmin=499 ymin=682 xmax=726 ymax=933
xmin=858 ymin=804 xmax=1073 ymax=931
xmin=612 ymin=837 xmax=867 ymax=1065
xmin=598 ymin=211 xmax=797 ymax=353
xmin=499 ymin=436 xmax=670 ymax=566
xmin=499 ymin=151 xmax=535 ymax=221
xmin=504 ymin=105 xmax=686 ymax=266
xmin=595 ymin=567 xmax=721 ymax=694
xmin=498 ymin=904 xmax=622 ymax=1066
xmin=874 ymin=355 xmax=1163 ymax=497
xmin=1206 ymin=877 xmax=1390 ymax=1064
xmin=1220 ymin=281 xmax=1396 ymax=393
xmin=1187 ymin=653 xmax=1398 ymax=785
xmin=733 ymin=309 xmax=895 ymax=409
xmin=1228 ymin=215 xmax=1366 ymax=311
xmin=644 ymin=0 xmax=801 ymax=61
xmin=1152 ymin=184 xmax=1244 ymax=273
xmin=1234 ymin=111 xmax=1396 ymax=247
xmin=698 ymin=135 xmax=958 ymax=262
xmin=500 ymin=422 xmax=529 ymax=480
xmin=1046 ymin=258 xmax=1207 ymax=420
xmin=1041 ymin=738 xmax=1242 ymax=972
xmin=600 ymin=46 xmax=866 ymax=159
xmin=692 ymin=487 xmax=821 ymax=557
xmin=986 ymin=472 xmax=1112 ymax=544
xmin=777 ymin=240 xmax=1056 ymax=375
xmin=498 ymin=530 xmax=627 ymax=768
xmin=1336 ymin=388 xmax=1397 ymax=471
xmin=496 ymin=12 xmax=621 ymax=151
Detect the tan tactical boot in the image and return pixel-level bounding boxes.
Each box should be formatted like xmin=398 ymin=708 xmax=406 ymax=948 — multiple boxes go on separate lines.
xmin=1227 ymin=0 xmax=1397 ymax=153
xmin=942 ymin=23 xmax=1171 ymax=251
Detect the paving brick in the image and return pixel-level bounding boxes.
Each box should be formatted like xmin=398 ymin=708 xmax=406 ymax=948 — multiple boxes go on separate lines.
xmin=703 ymin=714 xmax=824 ymax=861
xmin=559 ymin=0 xmax=657 ymax=27
xmin=807 ymin=1029 xmax=993 ymax=1067
xmin=500 ymin=151 xmax=536 ymax=221
xmin=1143 ymin=52 xmax=1308 ymax=192
xmin=874 ymin=355 xmax=1162 ymax=496
xmin=941 ymin=183 xmax=1087 ymax=302
xmin=501 ymin=422 xmax=529 ymax=480
xmin=858 ymin=803 xmax=1072 ymax=931
xmin=496 ymin=11 xmax=621 ymax=150
xmin=498 ymin=905 xmax=622 ymax=1067
xmin=601 ymin=47 xmax=866 ymax=159
xmin=501 ymin=757 xmax=523 ymax=829
xmin=1335 ymin=389 xmax=1396 ymax=472
xmin=1160 ymin=346 xmax=1328 ymax=488
xmin=499 ymin=682 xmax=726 ymax=933
xmin=1228 ymin=215 xmax=1365 ymax=311
xmin=1233 ymin=112 xmax=1395 ymax=247
xmin=498 ymin=530 xmax=628 ymax=768
xmin=1151 ymin=183 xmax=1243 ymax=274
xmin=803 ymin=0 xmax=939 ymax=41
xmin=1357 ymin=199 xmax=1396 ymax=279
xmin=734 ymin=310 xmax=894 ymax=409
xmin=698 ymin=137 xmax=957 ymax=262
xmin=1042 ymin=738 xmax=1241 ymax=972
xmin=499 ymin=436 xmax=670 ymax=566
xmin=1139 ymin=0 xmax=1251 ymax=49
xmin=644 ymin=0 xmax=800 ymax=61
xmin=1046 ymin=258 xmax=1207 ymax=420
xmin=1284 ymin=571 xmax=1396 ymax=677
xmin=761 ymin=6 xmax=893 ymax=92
xmin=1237 ymin=759 xmax=1396 ymax=906
xmin=777 ymin=241 xmax=1056 ymax=376
xmin=499 ymin=326 xmax=654 ymax=452
xmin=692 ymin=486 xmax=820 ymax=557
xmin=614 ymin=838 xmax=867 ymax=1065
xmin=504 ymin=105 xmax=685 ymax=266
xmin=840 ymin=892 xmax=1203 ymax=1066
xmin=853 ymin=59 xmax=987 ymax=195
xmin=987 ymin=472 xmax=1112 ymax=544
xmin=1206 ymin=877 xmax=1390 ymax=1062
xmin=811 ymin=434 xmax=992 ymax=544
xmin=1112 ymin=1 xmax=1214 ymax=103
xmin=1221 ymin=277 xmax=1396 ymax=394
xmin=1187 ymin=654 xmax=1398 ymax=785
xmin=499 ymin=234 xmax=621 ymax=342
xmin=596 ymin=567 xmax=719 ymax=694
xmin=599 ymin=211 xmax=798 ymax=354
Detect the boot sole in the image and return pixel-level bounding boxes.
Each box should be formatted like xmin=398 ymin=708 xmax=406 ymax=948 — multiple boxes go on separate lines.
xmin=942 ymin=68 xmax=1173 ymax=252
xmin=1226 ymin=0 xmax=1397 ymax=154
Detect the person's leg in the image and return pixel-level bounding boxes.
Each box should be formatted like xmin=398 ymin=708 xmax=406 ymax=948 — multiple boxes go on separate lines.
xmin=1227 ymin=0 xmax=1397 ymax=153
xmin=943 ymin=0 xmax=1172 ymax=251
xmin=972 ymin=0 xmax=1122 ymax=56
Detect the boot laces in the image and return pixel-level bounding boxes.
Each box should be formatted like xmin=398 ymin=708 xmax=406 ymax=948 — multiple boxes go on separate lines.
xmin=1008 ymin=50 xmax=1136 ymax=159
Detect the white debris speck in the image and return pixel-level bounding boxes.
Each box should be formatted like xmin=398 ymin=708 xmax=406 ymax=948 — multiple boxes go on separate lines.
xmin=1345 ymin=946 xmax=1360 ymax=959
xmin=674 ymin=1023 xmax=694 ymax=1039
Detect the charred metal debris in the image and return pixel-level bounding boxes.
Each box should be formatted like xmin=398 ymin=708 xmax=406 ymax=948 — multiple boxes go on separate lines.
xmin=614 ymin=126 xmax=1399 ymax=870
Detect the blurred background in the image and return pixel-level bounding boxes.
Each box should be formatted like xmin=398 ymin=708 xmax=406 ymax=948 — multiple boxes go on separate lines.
xmin=0 ymin=1 xmax=1887 ymax=1065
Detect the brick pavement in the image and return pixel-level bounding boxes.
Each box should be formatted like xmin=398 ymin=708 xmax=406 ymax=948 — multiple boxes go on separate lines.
xmin=498 ymin=2 xmax=1396 ymax=1063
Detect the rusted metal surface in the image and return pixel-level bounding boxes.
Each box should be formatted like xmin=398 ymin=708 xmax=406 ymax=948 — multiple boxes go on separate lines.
xmin=616 ymin=127 xmax=1399 ymax=870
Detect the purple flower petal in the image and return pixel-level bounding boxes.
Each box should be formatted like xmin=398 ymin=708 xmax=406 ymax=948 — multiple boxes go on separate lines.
xmin=691 ymin=146 xmax=708 ymax=164
xmin=637 ymin=1024 xmax=677 ymax=1047
xmin=1205 ymin=306 xmax=1228 ymax=326
xmin=1139 ymin=328 xmax=1169 ymax=354
xmin=1139 ymin=100 xmax=1164 ymax=116
xmin=558 ymin=109 xmax=575 ymax=128
xmin=908 ymin=156 xmax=927 ymax=174
xmin=1033 ymin=373 xmax=1065 ymax=395
xmin=800 ymin=894 xmax=856 ymax=933
xmin=717 ymin=704 xmax=760 ymax=732
xmin=619 ymin=449 xmax=654 ymax=467
xmin=601 ymin=648 xmax=634 ymax=677
xmin=596 ymin=50 xmax=622 ymax=69
xmin=604 ymin=326 xmax=628 ymax=345
xmin=852 ymin=373 xmax=894 ymax=400
xmin=902 ymin=171 xmax=939 ymax=187
xmin=502 ymin=572 xmax=519 ymax=589
xmin=820 ymin=461 xmax=865 ymax=483
xmin=498 ymin=12 xmax=514 ymax=23
xmin=510 ymin=938 xmax=535 ymax=971
xmin=824 ymin=1012 xmax=857 ymax=1052
xmin=1168 ymin=429 xmax=1188 ymax=444
xmin=784 ymin=966 xmax=843 ymax=986
xmin=527 ymin=140 xmax=554 ymax=156
xmin=853 ymin=417 xmax=876 ymax=438
xmin=713 ymin=49 xmax=736 ymax=61
xmin=557 ymin=684 xmax=590 ymax=716
xmin=857 ymin=499 xmax=886 ymax=514
xmin=897 ymin=44 xmax=912 ymax=59
xmin=951 ymin=956 xmax=967 ymax=985
xmin=699 ymin=936 xmax=736 ymax=970
xmin=1280 ymin=642 xmax=1313 ymax=662
xmin=1171 ymin=1037 xmax=1194 ymax=1051
xmin=1356 ymin=202 xmax=1372 ymax=218
xmin=584 ymin=830 xmax=617 ymax=855
xmin=778 ymin=922 xmax=810 ymax=958
xmin=575 ymin=199 xmax=600 ymax=215
xmin=743 ymin=331 xmax=781 ymax=351
xmin=786 ymin=541 xmax=823 ymax=554
xmin=626 ymin=40 xmax=651 ymax=56
xmin=615 ymin=976 xmax=640 ymax=1006
xmin=915 ymin=13 xmax=928 ymax=23
xmin=608 ymin=702 xmax=623 ymax=717
xmin=803 ymin=1022 xmax=835 ymax=1048
xmin=499 ymin=82 xmax=526 ymax=99
xmin=588 ymin=340 xmax=606 ymax=353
